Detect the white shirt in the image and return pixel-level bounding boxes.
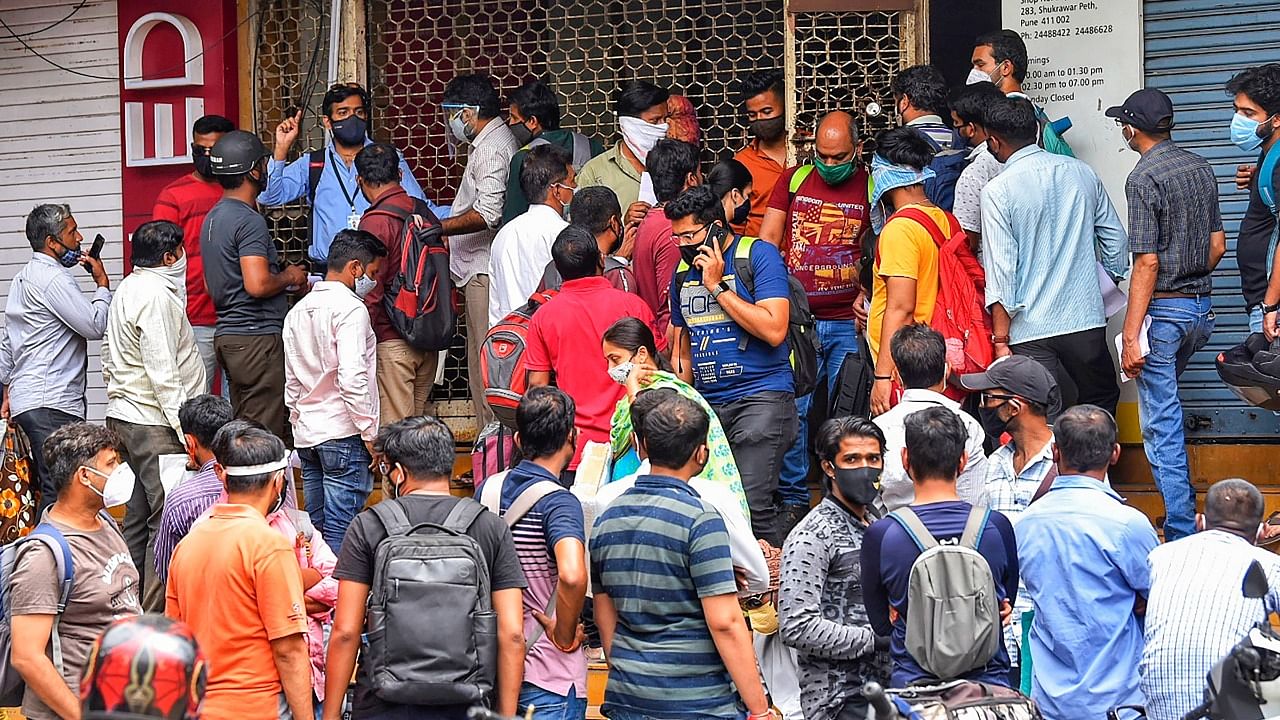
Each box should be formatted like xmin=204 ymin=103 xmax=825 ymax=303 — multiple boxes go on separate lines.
xmin=594 ymin=459 xmax=770 ymax=596
xmin=283 ymin=281 xmax=380 ymax=447
xmin=1141 ymin=530 xmax=1280 ymax=720
xmin=102 ymin=266 xmax=205 ymax=436
xmin=952 ymin=145 xmax=1003 ymax=234
xmin=487 ymin=204 xmax=568 ymax=327
xmin=872 ymin=388 xmax=989 ymax=510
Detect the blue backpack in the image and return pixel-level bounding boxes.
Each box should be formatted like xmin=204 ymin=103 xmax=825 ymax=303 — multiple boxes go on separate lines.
xmin=0 ymin=520 xmax=79 ymax=706
xmin=1259 ymin=142 xmax=1280 ymax=212
xmin=914 ymin=126 xmax=971 ymax=212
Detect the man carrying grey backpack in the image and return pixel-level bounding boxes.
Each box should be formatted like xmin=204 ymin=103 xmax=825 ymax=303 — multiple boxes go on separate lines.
xmin=861 ymin=406 xmax=1019 ymax=687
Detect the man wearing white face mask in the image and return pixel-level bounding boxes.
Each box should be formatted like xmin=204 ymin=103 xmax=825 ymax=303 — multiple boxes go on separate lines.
xmin=440 ymin=74 xmax=518 ymax=429
xmin=102 ymin=219 xmax=206 ymax=612
xmin=9 ymin=422 xmax=142 ymax=720
xmin=969 ymin=29 xmax=1074 ymax=157
xmin=577 ymin=80 xmax=670 ymax=211
xmin=284 ymin=229 xmax=385 ymax=552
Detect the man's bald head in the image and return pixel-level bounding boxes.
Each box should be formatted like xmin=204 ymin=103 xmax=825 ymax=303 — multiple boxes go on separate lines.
xmin=1204 ymin=478 xmax=1265 ymax=537
xmin=815 ymin=111 xmax=858 ymax=165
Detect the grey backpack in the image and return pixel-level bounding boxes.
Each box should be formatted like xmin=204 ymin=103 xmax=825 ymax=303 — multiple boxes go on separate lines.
xmin=529 ymin=133 xmax=592 ymax=170
xmin=889 ymin=506 xmax=1001 ymax=680
xmin=365 ymin=499 xmax=497 ymax=706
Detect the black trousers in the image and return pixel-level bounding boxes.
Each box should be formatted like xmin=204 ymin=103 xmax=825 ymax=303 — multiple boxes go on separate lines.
xmin=713 ymin=390 xmax=798 ymax=546
xmin=13 ymin=407 xmax=81 ymax=514
xmin=1012 ymin=326 xmax=1119 ymax=418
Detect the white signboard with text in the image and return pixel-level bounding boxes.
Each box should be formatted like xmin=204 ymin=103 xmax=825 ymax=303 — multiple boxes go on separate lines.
xmin=1002 ymin=0 xmax=1143 ymax=219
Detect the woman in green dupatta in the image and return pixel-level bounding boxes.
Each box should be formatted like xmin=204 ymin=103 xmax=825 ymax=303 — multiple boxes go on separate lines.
xmin=602 ymin=317 xmax=749 ymax=517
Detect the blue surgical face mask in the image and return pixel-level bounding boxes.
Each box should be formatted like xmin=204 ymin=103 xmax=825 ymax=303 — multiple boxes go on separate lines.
xmin=1232 ymin=112 xmax=1273 ymax=153
xmin=354 ymin=273 xmax=377 ymax=298
xmin=51 ymin=239 xmax=81 ymax=268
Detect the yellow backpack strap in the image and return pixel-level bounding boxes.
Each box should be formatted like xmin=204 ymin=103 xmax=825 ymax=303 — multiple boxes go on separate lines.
xmin=788 ymin=164 xmax=815 ymax=196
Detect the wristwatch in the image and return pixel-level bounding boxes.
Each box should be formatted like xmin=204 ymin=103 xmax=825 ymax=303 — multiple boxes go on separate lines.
xmin=991 ymin=334 xmax=1011 ymax=344
xmin=1263 ymin=302 xmax=1280 ymax=314
xmin=711 ymin=281 xmax=731 ymax=299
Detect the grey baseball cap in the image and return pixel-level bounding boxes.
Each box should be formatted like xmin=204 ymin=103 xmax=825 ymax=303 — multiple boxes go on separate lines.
xmin=958 ymin=355 xmax=1060 ymax=411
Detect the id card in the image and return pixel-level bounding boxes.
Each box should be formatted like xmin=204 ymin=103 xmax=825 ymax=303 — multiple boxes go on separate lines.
xmin=347 ymin=211 xmax=361 ymax=229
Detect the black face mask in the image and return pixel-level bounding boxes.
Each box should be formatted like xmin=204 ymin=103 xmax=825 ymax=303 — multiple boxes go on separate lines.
xmin=750 ymin=116 xmax=786 ymax=142
xmin=192 ymin=153 xmax=214 ymax=179
xmin=833 ymin=466 xmax=881 ymax=506
xmin=731 ymin=197 xmax=751 ymax=226
xmin=678 ymin=242 xmax=703 ymax=266
xmin=979 ymin=403 xmax=1015 ymax=440
xmin=331 ymin=116 xmax=367 ymax=146
xmin=606 ymin=225 xmax=623 ymax=256
xmin=508 ymin=121 xmax=534 ymax=147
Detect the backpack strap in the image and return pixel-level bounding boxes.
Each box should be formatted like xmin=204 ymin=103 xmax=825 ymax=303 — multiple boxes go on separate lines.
xmin=1029 ymin=456 xmax=1061 ymax=504
xmin=732 ymin=236 xmax=760 ymax=352
xmin=442 ymin=499 xmax=485 ymax=534
xmin=21 ymin=525 xmax=74 ymax=675
xmin=477 ymin=469 xmax=510 ymax=515
xmin=1261 ymin=142 xmax=1280 ymax=212
xmin=307 ymin=148 xmax=325 ymax=205
xmin=891 ymin=207 xmax=956 ymax=250
xmin=371 ymin=500 xmax=413 ymax=538
xmin=503 ymin=480 xmax=565 ymax=528
xmin=958 ymin=506 xmax=991 ymax=550
xmin=788 ymin=164 xmax=815 ymax=199
xmin=571 ymin=132 xmax=592 ymax=170
xmin=888 ymin=507 xmax=939 ymax=552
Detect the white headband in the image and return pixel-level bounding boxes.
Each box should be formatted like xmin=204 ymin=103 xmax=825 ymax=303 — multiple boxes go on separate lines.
xmin=222 ymin=455 xmax=290 ymax=477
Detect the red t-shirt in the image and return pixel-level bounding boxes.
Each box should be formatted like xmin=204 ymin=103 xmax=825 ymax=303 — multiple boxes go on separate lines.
xmin=524 ymin=276 xmax=666 ymax=469
xmin=153 ymin=174 xmax=223 ymax=326
xmin=766 ymin=165 xmax=871 ymax=320
xmin=631 ymin=209 xmax=679 ymax=338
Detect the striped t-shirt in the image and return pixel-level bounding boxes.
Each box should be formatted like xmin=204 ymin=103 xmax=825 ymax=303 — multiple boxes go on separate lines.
xmin=590 ymin=474 xmax=740 ymax=720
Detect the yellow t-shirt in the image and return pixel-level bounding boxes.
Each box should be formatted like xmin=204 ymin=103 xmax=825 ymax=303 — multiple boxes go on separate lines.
xmin=868 ymin=204 xmax=953 ymax=359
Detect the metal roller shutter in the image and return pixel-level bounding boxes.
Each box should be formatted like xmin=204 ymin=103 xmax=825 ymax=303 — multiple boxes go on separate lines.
xmin=1144 ymin=0 xmax=1280 ymax=439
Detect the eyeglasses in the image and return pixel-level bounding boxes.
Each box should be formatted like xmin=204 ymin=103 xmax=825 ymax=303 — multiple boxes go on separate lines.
xmin=190 ymin=144 xmax=213 ymax=157
xmin=981 ymin=392 xmax=1018 ymax=405
xmin=672 ymin=222 xmax=712 ymax=243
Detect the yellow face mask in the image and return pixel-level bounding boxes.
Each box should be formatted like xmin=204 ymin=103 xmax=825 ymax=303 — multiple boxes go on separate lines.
xmin=744 ymin=601 xmax=779 ymax=635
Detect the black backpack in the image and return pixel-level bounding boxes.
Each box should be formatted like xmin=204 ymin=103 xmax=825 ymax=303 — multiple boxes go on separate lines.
xmin=914 ymin=126 xmax=971 ymax=212
xmin=829 ymin=332 xmax=874 ymax=419
xmin=676 ymin=235 xmax=820 ymax=398
xmin=363 ymin=202 xmax=456 ymax=351
xmin=364 ymin=499 xmax=497 ymax=706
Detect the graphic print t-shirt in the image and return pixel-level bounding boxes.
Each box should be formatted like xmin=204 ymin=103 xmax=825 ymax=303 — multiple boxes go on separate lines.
xmin=767 ymin=165 xmax=871 ymax=320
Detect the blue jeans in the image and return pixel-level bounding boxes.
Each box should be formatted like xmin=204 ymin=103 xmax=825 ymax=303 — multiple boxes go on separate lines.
xmin=1137 ymin=297 xmax=1214 ymax=541
xmin=778 ymin=318 xmax=861 ymax=505
xmin=606 ymin=711 xmax=743 ymax=720
xmin=518 ymin=682 xmax=587 ymax=720
xmin=1251 ymin=304 xmax=1264 ymax=334
xmin=299 ymin=434 xmax=373 ymax=550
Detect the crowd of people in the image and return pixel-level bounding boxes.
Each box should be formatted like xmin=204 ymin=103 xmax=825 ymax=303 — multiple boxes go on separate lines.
xmin=1 ymin=24 xmax=1280 ymax=720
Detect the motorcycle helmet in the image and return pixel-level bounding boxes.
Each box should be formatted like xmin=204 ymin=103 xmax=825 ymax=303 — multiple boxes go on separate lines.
xmin=80 ymin=615 xmax=206 ymax=720
xmin=1216 ymin=333 xmax=1280 ymax=411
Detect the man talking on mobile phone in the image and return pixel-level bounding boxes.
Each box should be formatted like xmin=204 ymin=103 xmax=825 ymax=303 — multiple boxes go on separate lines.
xmin=0 ymin=203 xmax=112 ymax=513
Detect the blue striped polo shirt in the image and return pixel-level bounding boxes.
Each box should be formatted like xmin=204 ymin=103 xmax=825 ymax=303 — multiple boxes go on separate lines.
xmin=590 ymin=473 xmax=740 ymax=720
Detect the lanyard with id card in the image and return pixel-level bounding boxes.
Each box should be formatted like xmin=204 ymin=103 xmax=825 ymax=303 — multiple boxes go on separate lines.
xmin=329 ymin=150 xmax=361 ymax=229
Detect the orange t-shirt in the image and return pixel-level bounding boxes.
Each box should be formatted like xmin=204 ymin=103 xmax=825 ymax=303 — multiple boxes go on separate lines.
xmin=166 ymin=504 xmax=309 ymax=718
xmin=733 ymin=140 xmax=787 ymax=236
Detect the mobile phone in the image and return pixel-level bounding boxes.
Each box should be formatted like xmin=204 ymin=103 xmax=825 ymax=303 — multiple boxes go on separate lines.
xmin=704 ymin=223 xmax=727 ymax=252
xmin=88 ymin=234 xmax=105 ymax=260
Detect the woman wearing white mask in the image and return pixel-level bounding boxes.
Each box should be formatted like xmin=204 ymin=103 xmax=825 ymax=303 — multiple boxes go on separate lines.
xmin=577 ymin=80 xmax=670 ymax=211
xmin=101 ymin=219 xmax=207 ymax=612
xmin=601 ymin=316 xmax=748 ymax=517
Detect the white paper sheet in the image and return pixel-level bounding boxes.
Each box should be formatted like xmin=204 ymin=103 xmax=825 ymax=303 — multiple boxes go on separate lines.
xmin=1098 ymin=262 xmax=1127 ymax=317
xmin=1114 ymin=315 xmax=1152 ymax=383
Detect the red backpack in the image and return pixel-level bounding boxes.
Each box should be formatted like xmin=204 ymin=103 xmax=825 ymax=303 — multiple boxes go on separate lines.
xmin=479 ymin=290 xmax=558 ymax=428
xmin=887 ymin=207 xmax=993 ymax=382
xmin=363 ymin=204 xmax=455 ymax=351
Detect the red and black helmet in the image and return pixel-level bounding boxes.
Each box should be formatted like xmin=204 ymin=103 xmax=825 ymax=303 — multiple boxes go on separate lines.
xmin=80 ymin=615 xmax=206 ymax=720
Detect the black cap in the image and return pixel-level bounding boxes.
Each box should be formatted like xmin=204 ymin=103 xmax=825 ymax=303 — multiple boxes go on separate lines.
xmin=958 ymin=355 xmax=1060 ymax=412
xmin=209 ymin=130 xmax=268 ymax=175
xmin=1105 ymin=89 xmax=1175 ymax=133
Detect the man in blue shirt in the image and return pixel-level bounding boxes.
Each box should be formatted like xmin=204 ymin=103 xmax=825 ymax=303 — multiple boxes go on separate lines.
xmin=591 ymin=393 xmax=772 ymax=720
xmin=1015 ymin=405 xmax=1159 ymax=720
xmin=478 ymin=386 xmax=588 ymax=720
xmin=261 ymin=83 xmax=440 ymax=270
xmin=981 ymin=95 xmax=1129 ymax=417
xmin=667 ymin=185 xmax=795 ymax=544
xmin=861 ymin=407 xmax=1018 ymax=688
